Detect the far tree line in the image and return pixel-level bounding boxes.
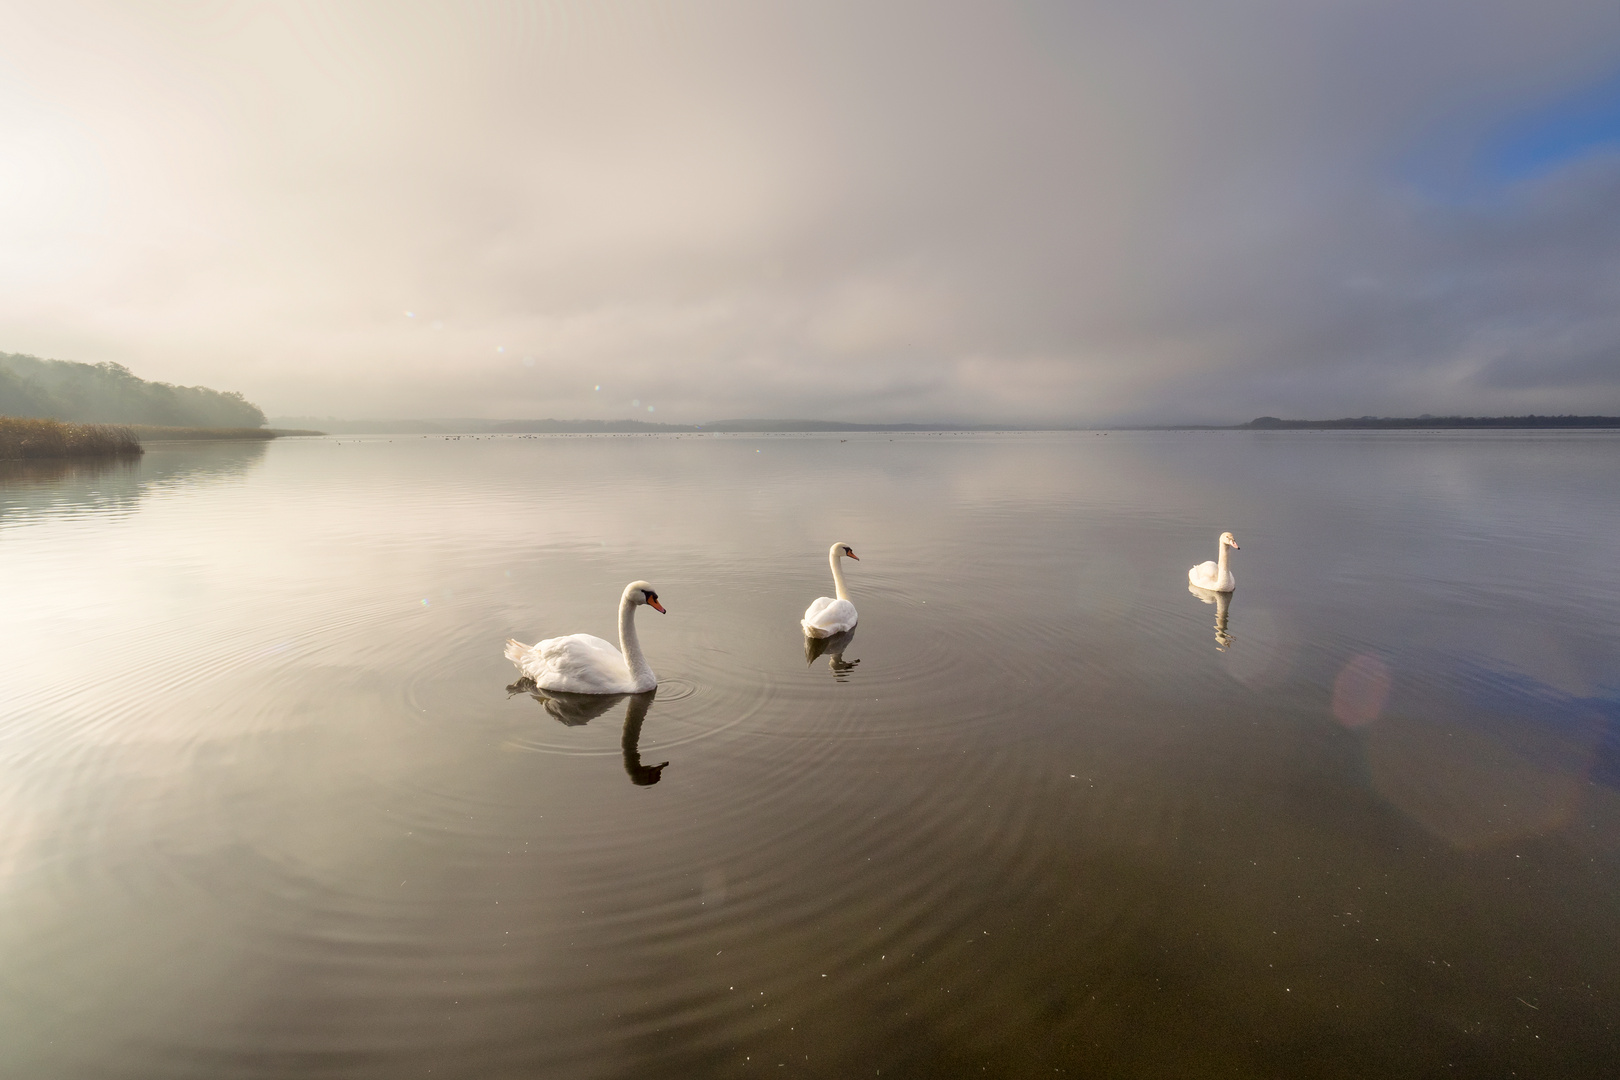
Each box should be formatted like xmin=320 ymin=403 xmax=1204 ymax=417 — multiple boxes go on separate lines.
xmin=0 ymin=352 xmax=265 ymax=429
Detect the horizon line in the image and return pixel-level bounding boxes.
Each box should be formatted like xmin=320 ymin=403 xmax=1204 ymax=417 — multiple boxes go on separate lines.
xmin=265 ymin=412 xmax=1620 ymax=434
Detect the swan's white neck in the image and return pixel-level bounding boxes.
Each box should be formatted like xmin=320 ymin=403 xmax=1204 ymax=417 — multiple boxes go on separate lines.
xmin=618 ymin=594 xmax=654 ymax=684
xmin=1217 ymin=540 xmax=1230 ymax=576
xmin=829 ymin=546 xmax=851 ymax=602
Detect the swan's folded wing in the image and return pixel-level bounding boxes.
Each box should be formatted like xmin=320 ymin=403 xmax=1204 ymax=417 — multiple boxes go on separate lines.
xmin=536 ymin=633 xmax=624 ymax=670
xmin=802 ymin=596 xmax=837 ymax=624
xmin=803 ymin=597 xmax=858 ymax=635
xmin=525 ymin=633 xmax=630 ymax=691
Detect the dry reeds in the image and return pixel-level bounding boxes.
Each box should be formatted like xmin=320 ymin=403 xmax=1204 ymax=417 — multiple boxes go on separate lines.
xmin=0 ymin=416 xmax=142 ymax=459
xmin=129 ymin=424 xmax=277 ymax=441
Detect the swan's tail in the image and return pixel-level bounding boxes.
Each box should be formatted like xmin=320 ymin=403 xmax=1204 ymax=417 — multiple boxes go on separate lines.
xmin=504 ymin=638 xmax=531 ymax=665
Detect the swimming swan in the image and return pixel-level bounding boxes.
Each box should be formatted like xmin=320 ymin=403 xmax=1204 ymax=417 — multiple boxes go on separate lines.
xmin=802 ymin=543 xmax=859 ymax=638
xmin=1188 ymin=532 xmax=1239 ymax=593
xmin=505 ymin=580 xmax=665 ymax=694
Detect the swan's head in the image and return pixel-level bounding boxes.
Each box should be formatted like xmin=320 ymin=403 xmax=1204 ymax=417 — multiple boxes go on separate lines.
xmin=831 ymin=542 xmax=859 ymax=561
xmin=1221 ymin=531 xmax=1239 ymax=550
xmin=624 ymin=580 xmax=666 ymax=613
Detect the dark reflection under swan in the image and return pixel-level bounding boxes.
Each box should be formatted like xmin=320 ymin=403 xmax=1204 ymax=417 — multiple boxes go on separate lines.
xmin=804 ymin=626 xmax=860 ymax=679
xmin=1187 ymin=583 xmax=1233 ymax=651
xmin=506 ymin=680 xmax=668 ymax=785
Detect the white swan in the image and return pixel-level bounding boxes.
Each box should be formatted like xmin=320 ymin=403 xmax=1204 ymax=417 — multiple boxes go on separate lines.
xmin=504 ymin=580 xmax=665 ymax=694
xmin=1188 ymin=532 xmax=1239 ymax=593
xmin=802 ymin=542 xmax=859 ymax=638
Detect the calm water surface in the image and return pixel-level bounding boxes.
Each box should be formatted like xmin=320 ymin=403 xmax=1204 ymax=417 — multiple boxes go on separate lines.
xmin=2 ymin=431 xmax=1619 ymax=1078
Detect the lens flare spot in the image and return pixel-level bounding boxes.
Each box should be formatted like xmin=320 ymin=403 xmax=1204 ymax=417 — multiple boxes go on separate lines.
xmin=1332 ymin=654 xmax=1392 ymax=727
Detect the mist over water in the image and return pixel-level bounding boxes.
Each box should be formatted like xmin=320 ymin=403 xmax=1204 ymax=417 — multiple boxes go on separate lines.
xmin=2 ymin=431 xmax=1618 ymax=1077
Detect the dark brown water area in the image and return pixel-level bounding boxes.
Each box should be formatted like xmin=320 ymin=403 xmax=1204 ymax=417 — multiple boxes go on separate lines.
xmin=2 ymin=431 xmax=1618 ymax=1078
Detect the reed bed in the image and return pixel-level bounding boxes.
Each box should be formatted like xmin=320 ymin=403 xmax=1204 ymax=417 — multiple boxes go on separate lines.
xmin=0 ymin=416 xmax=143 ymax=459
xmin=129 ymin=424 xmax=282 ymax=441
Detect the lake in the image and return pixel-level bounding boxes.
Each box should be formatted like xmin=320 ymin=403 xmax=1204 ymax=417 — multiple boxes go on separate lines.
xmin=2 ymin=430 xmax=1618 ymax=1078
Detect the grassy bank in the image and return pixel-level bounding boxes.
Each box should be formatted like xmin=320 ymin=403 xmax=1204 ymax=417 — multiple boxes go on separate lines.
xmin=130 ymin=424 xmax=273 ymax=441
xmin=128 ymin=425 xmax=326 ymax=440
xmin=0 ymin=416 xmax=142 ymax=459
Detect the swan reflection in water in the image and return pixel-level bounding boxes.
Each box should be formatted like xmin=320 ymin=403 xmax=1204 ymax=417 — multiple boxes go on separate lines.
xmin=1187 ymin=583 xmax=1234 ymax=651
xmin=506 ymin=681 xmax=669 ymax=785
xmin=804 ymin=627 xmax=860 ymax=679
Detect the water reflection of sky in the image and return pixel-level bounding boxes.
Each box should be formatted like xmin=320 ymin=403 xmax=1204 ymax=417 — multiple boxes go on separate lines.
xmin=0 ymin=440 xmax=269 ymax=528
xmin=1346 ymin=657 xmax=1620 ymax=848
xmin=2 ymin=430 xmax=1619 ymax=1077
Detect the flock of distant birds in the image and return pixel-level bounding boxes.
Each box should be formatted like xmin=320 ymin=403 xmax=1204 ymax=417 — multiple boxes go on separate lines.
xmin=505 ymin=533 xmax=1241 ymax=696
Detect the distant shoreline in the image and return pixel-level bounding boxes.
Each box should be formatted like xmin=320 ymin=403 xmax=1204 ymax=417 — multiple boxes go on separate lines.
xmin=268 ymin=416 xmax=1019 ymax=435
xmin=0 ymin=418 xmax=333 ymax=461
xmin=1232 ymin=415 xmax=1620 ymax=430
xmin=269 ymin=414 xmax=1620 ymax=435
xmin=132 ymin=425 xmax=326 ymax=441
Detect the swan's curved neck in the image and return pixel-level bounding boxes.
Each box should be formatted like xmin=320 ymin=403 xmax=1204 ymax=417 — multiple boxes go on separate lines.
xmin=1217 ymin=540 xmax=1230 ymax=575
xmin=618 ymin=596 xmax=653 ymax=683
xmin=829 ymin=549 xmax=851 ymax=601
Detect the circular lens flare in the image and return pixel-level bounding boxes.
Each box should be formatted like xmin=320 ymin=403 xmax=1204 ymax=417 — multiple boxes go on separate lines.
xmin=1332 ymin=654 xmax=1392 ymax=727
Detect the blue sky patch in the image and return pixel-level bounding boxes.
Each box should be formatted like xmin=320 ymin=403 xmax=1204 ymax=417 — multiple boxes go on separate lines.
xmin=1409 ymin=67 xmax=1620 ymax=200
xmin=1476 ymin=68 xmax=1620 ymax=185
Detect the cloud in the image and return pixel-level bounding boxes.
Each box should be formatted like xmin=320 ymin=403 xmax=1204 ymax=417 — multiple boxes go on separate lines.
xmin=0 ymin=0 xmax=1618 ymax=423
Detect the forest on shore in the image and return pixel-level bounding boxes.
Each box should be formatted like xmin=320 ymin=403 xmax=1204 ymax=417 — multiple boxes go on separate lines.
xmin=0 ymin=351 xmax=265 ymax=429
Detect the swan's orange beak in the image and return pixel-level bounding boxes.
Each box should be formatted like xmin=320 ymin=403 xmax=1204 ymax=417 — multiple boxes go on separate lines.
xmin=847 ymin=551 xmax=859 ymax=560
xmin=647 ymin=598 xmax=666 ymax=613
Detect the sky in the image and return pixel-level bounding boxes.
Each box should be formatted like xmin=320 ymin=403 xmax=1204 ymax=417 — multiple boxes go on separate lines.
xmin=1 ymin=0 xmax=1618 ymax=425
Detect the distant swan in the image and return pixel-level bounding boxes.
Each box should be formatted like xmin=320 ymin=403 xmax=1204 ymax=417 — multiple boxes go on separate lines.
xmin=802 ymin=543 xmax=859 ymax=638
xmin=505 ymin=580 xmax=665 ymax=694
xmin=1188 ymin=532 xmax=1239 ymax=593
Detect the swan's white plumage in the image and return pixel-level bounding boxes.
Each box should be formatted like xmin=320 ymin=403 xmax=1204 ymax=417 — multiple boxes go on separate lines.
xmin=802 ymin=596 xmax=858 ymax=636
xmin=505 ymin=632 xmax=635 ymax=694
xmin=1188 ymin=531 xmax=1238 ymax=593
xmin=803 ymin=542 xmax=859 ymax=637
xmin=505 ymin=580 xmax=662 ymax=694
